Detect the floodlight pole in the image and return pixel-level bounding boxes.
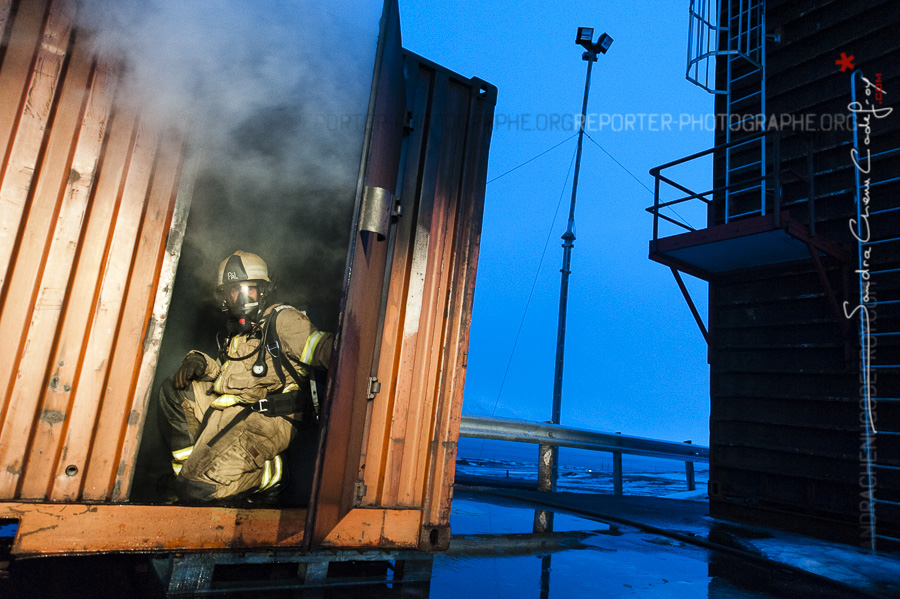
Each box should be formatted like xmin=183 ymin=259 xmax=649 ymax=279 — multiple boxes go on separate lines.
xmin=543 ymin=31 xmax=608 ymax=494
xmin=553 ymin=54 xmax=594 ymax=426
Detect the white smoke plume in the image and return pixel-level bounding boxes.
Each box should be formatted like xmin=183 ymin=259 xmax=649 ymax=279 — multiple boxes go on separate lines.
xmin=75 ymin=0 xmax=385 ymax=336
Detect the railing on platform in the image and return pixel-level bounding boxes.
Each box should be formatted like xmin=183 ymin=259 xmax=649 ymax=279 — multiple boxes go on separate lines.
xmin=646 ymin=131 xmax=818 ymax=243
xmin=458 ymin=415 xmax=708 ymax=496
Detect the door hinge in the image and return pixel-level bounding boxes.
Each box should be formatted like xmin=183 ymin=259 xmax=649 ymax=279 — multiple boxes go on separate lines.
xmin=354 ymin=481 xmax=368 ymax=503
xmin=367 ymin=376 xmax=381 ymax=400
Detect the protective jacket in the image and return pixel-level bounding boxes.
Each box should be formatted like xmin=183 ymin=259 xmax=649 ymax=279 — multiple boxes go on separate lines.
xmin=159 ymin=304 xmax=333 ymax=501
xmin=198 ymin=304 xmax=331 ymax=407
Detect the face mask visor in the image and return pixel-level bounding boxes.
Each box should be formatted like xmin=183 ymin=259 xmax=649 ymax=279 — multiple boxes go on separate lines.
xmin=221 ymin=283 xmax=260 ymax=320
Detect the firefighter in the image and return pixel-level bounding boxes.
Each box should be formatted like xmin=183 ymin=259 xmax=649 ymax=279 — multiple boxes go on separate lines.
xmin=158 ymin=250 xmax=333 ymax=503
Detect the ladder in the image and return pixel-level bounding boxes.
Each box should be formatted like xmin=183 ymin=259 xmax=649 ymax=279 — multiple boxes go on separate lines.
xmin=686 ymin=0 xmax=766 ymax=223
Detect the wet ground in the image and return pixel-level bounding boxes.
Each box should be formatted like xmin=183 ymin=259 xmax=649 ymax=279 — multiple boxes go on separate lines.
xmin=433 ymin=491 xmax=887 ymax=599
xmin=2 ymin=489 xmax=899 ymax=597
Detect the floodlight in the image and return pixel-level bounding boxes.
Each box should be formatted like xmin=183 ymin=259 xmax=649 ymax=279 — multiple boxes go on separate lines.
xmin=576 ymin=27 xmax=594 ymax=50
xmin=596 ymin=33 xmax=614 ymax=53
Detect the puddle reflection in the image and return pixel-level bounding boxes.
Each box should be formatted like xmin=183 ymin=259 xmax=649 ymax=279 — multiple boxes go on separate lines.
xmin=428 ymin=494 xmax=823 ymax=599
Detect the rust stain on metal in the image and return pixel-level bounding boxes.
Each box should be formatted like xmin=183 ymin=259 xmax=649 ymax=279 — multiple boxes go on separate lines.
xmin=321 ymin=509 xmax=421 ymax=548
xmin=142 ymin=313 xmax=157 ymax=352
xmin=17 ymin=525 xmax=58 ymax=538
xmin=39 ymin=410 xmax=65 ymax=425
xmin=71 ymin=505 xmax=99 ymax=516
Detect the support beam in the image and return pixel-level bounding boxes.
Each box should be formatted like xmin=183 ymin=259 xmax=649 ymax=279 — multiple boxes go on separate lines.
xmin=807 ymin=244 xmax=850 ymax=340
xmin=670 ymin=268 xmax=709 ymax=344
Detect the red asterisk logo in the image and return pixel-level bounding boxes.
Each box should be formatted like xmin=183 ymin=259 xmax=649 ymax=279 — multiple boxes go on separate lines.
xmin=836 ymin=52 xmax=855 ymax=72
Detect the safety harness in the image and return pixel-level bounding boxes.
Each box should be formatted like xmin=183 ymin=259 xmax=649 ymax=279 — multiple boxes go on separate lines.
xmin=252 ymin=306 xmax=320 ymax=420
xmin=213 ymin=305 xmax=321 ymax=420
xmin=203 ymin=307 xmax=320 ymax=450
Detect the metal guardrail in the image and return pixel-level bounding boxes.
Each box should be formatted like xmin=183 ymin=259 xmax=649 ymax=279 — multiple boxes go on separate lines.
xmin=458 ymin=415 xmax=708 ymax=495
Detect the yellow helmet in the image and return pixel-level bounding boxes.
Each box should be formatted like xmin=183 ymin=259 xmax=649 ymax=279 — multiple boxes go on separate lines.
xmin=217 ymin=250 xmax=270 ymax=288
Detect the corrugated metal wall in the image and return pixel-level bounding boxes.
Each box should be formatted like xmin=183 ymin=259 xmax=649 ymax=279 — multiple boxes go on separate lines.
xmin=709 ymin=0 xmax=900 ymax=543
xmin=307 ymin=0 xmax=408 ymax=547
xmin=0 ymin=0 xmax=185 ymax=503
xmin=358 ymin=52 xmax=494 ymax=544
xmin=310 ymin=40 xmax=496 ymax=549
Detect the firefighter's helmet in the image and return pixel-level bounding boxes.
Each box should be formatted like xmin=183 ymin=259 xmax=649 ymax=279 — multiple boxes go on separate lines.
xmin=216 ymin=251 xmax=272 ymax=323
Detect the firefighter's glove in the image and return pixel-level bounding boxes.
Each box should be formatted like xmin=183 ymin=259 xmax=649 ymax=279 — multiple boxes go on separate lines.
xmin=210 ymin=395 xmax=242 ymax=409
xmin=174 ymin=353 xmax=207 ymax=389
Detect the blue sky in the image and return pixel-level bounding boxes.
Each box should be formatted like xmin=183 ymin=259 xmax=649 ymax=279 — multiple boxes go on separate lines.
xmin=397 ymin=0 xmax=716 ymax=444
xmin=94 ymin=0 xmax=717 ymax=446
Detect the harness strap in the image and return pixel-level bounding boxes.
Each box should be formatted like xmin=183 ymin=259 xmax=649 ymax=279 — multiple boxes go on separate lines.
xmin=206 ymin=408 xmax=252 ymax=448
xmin=264 ymin=307 xmax=320 ymax=420
xmin=249 ymin=390 xmax=309 ymax=416
xmin=196 ymin=401 xmax=216 ymax=437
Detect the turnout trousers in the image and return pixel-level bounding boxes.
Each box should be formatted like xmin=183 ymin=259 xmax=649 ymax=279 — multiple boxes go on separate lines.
xmin=158 ymin=376 xmax=293 ymax=501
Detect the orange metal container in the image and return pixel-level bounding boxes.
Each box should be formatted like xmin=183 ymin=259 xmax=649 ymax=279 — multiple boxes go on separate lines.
xmin=0 ymin=0 xmax=185 ymax=504
xmin=0 ymin=0 xmax=495 ymax=558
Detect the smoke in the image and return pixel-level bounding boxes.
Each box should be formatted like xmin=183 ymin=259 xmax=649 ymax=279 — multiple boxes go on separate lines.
xmin=88 ymin=1 xmax=388 ymax=494
xmin=76 ymin=0 xmax=379 ymax=144
xmin=75 ymin=0 xmax=384 ymax=332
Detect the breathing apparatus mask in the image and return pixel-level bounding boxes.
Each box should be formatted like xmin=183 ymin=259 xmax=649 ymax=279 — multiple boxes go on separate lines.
xmin=222 ymin=282 xmax=261 ymax=320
